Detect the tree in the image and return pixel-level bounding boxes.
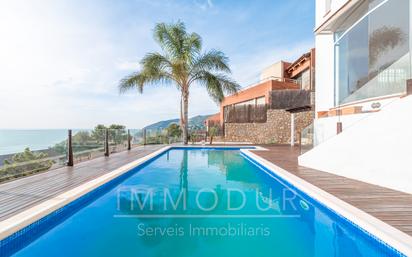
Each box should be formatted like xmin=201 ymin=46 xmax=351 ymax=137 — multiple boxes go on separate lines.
xmin=119 ymin=21 xmax=239 ymax=144
xmin=167 ymin=123 xmax=182 ymax=138
xmin=91 ymin=124 xmax=107 ymax=143
xmin=108 ymin=124 xmax=127 ymax=145
xmin=73 ymin=131 xmax=92 ymax=146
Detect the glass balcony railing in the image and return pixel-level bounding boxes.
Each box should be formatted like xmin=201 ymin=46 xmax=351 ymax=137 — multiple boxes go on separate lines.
xmin=0 ymin=126 xmax=183 ymax=183
xmin=70 ymin=129 xmax=106 ymax=163
xmin=334 ymin=0 xmax=410 ymax=105
xmin=107 ymin=129 xmax=129 ymax=154
xmin=0 ymin=129 xmax=69 ymax=183
xmin=300 ymin=123 xmax=314 ymax=154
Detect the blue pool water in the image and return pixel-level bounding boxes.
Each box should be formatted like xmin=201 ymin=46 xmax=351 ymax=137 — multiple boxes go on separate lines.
xmin=0 ymin=148 xmax=402 ymax=256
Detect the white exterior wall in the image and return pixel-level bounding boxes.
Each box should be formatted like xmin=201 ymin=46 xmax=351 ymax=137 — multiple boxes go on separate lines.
xmin=260 ymin=61 xmax=283 ymax=80
xmin=314 ymin=34 xmax=335 ymax=114
xmin=301 ymin=0 xmax=412 ymax=194
xmin=299 ymin=95 xmax=412 ymax=194
xmin=313 ymin=97 xmax=399 ymax=145
xmin=315 ymin=0 xmax=352 ymax=28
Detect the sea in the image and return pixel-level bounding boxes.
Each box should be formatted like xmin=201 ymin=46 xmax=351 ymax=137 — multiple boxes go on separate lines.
xmin=0 ymin=129 xmax=87 ymax=155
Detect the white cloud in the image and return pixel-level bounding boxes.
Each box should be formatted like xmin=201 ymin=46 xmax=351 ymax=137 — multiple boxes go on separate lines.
xmin=194 ymin=0 xmax=214 ymax=10
xmin=0 ymin=0 xmax=314 ymax=129
xmin=115 ymin=60 xmax=141 ymax=71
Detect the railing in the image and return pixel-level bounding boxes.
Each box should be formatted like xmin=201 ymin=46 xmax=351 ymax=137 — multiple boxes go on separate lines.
xmin=334 ymin=0 xmax=410 ymax=106
xmin=269 ymin=89 xmax=311 ymax=110
xmin=239 ymin=76 xmax=299 ymax=92
xmin=0 ymin=130 xmax=69 ymax=183
xmin=300 ymin=123 xmax=314 ymax=154
xmin=224 ymin=104 xmax=267 ymax=123
xmin=0 ymin=127 xmax=178 ymax=183
xmin=300 ymin=86 xmax=405 ymax=155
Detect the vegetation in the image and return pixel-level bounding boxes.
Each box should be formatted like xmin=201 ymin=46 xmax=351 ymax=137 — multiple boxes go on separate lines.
xmin=119 ymin=21 xmax=239 ymax=144
xmin=166 ymin=123 xmax=182 ymax=138
xmin=52 ymin=124 xmax=127 ymax=155
xmin=208 ymin=126 xmax=219 ymax=144
xmin=0 ymin=148 xmax=54 ymax=182
xmin=190 ymin=132 xmax=199 ymax=145
xmin=144 ymin=114 xmax=210 ymax=131
xmin=90 ymin=124 xmax=126 ymax=144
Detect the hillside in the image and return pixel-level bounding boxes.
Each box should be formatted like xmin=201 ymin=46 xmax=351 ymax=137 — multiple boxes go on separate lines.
xmin=144 ymin=115 xmax=212 ymax=131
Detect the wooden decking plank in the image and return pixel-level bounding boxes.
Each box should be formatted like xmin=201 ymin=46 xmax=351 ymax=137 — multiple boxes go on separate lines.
xmin=253 ymin=145 xmax=412 ymax=237
xmin=0 ymin=145 xmax=164 ymax=221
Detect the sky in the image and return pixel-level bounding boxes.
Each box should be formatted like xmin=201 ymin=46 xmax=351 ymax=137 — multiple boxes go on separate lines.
xmin=0 ymin=0 xmax=315 ymax=129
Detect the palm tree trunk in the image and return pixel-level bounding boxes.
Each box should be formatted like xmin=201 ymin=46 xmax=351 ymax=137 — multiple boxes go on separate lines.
xmin=182 ymin=89 xmax=189 ymax=145
xmin=179 ymin=97 xmax=184 ymax=128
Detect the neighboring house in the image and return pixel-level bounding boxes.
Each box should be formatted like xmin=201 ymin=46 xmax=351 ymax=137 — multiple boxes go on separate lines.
xmin=205 ymin=49 xmax=315 ymax=144
xmin=299 ymin=0 xmax=412 ymax=194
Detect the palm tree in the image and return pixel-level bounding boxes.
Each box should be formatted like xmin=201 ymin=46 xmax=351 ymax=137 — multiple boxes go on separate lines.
xmin=119 ymin=21 xmax=240 ymax=144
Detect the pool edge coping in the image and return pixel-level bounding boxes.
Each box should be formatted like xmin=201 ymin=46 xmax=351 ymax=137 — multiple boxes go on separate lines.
xmin=241 ymin=148 xmax=412 ymax=256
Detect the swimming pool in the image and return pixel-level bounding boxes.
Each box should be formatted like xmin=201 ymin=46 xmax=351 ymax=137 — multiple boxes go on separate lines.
xmin=0 ymin=148 xmax=405 ymax=256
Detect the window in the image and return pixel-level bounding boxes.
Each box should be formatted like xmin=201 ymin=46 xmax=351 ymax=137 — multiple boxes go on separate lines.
xmin=295 ymin=69 xmax=311 ymax=91
xmin=334 ymin=0 xmax=410 ymax=105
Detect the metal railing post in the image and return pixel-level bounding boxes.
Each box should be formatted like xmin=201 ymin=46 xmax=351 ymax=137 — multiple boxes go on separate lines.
xmin=67 ymin=129 xmax=74 ymax=166
xmin=143 ymin=128 xmax=147 ymax=145
xmin=127 ymin=129 xmax=131 ymax=150
xmin=337 ymin=122 xmax=343 ymax=134
xmin=105 ymin=129 xmax=109 ymax=156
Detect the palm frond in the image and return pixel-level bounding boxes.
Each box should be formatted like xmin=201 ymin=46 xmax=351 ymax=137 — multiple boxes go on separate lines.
xmin=195 ymin=71 xmax=240 ymax=103
xmin=184 ymin=32 xmax=202 ymax=59
xmin=119 ymin=51 xmax=175 ymax=94
xmin=119 ymin=72 xmax=146 ymax=93
xmin=154 ymin=21 xmax=186 ymax=60
xmin=140 ymin=52 xmax=172 ymax=73
xmin=190 ymin=50 xmax=231 ymax=78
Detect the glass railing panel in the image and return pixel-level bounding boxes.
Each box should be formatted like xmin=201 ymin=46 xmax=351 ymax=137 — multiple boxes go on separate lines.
xmin=334 ymin=0 xmax=410 ymax=105
xmin=129 ymin=129 xmax=144 ymax=146
xmin=72 ymin=129 xmax=104 ymax=163
xmin=300 ymin=123 xmax=314 ymax=154
xmin=0 ymin=129 xmax=68 ymax=182
xmin=189 ymin=130 xmax=206 ymax=144
xmin=303 ymin=93 xmax=400 ymax=154
xmin=108 ymin=129 xmax=128 ymax=153
xmin=145 ymin=129 xmax=168 ymax=144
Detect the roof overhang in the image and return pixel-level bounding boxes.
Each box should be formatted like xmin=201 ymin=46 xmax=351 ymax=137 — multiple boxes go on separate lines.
xmin=286 ymin=52 xmax=311 ymax=74
xmin=315 ymin=0 xmax=364 ymax=35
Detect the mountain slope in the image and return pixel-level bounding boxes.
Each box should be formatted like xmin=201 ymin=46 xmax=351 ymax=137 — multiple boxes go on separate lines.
xmin=144 ymin=115 xmax=212 ymax=130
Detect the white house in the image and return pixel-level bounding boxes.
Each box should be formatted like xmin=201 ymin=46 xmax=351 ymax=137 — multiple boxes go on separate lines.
xmin=299 ymin=0 xmax=412 ymax=194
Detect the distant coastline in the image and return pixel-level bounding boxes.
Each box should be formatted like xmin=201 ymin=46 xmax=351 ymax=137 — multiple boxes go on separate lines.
xmin=0 ymin=129 xmax=87 ymax=155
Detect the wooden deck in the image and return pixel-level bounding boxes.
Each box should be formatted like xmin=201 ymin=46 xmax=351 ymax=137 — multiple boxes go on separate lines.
xmin=252 ymin=145 xmax=412 ymax=237
xmin=0 ymin=145 xmax=164 ymax=221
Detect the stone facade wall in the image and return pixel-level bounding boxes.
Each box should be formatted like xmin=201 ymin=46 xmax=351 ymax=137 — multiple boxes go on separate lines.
xmin=224 ymin=109 xmax=314 ymax=144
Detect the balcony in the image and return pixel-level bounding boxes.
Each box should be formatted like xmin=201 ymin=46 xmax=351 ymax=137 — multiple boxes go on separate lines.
xmin=269 ymin=89 xmax=312 ymax=111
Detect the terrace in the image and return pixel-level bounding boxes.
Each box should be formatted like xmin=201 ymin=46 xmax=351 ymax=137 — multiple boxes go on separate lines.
xmin=1 ymin=144 xmax=411 ymax=246
xmin=0 ymin=145 xmax=164 ymax=221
